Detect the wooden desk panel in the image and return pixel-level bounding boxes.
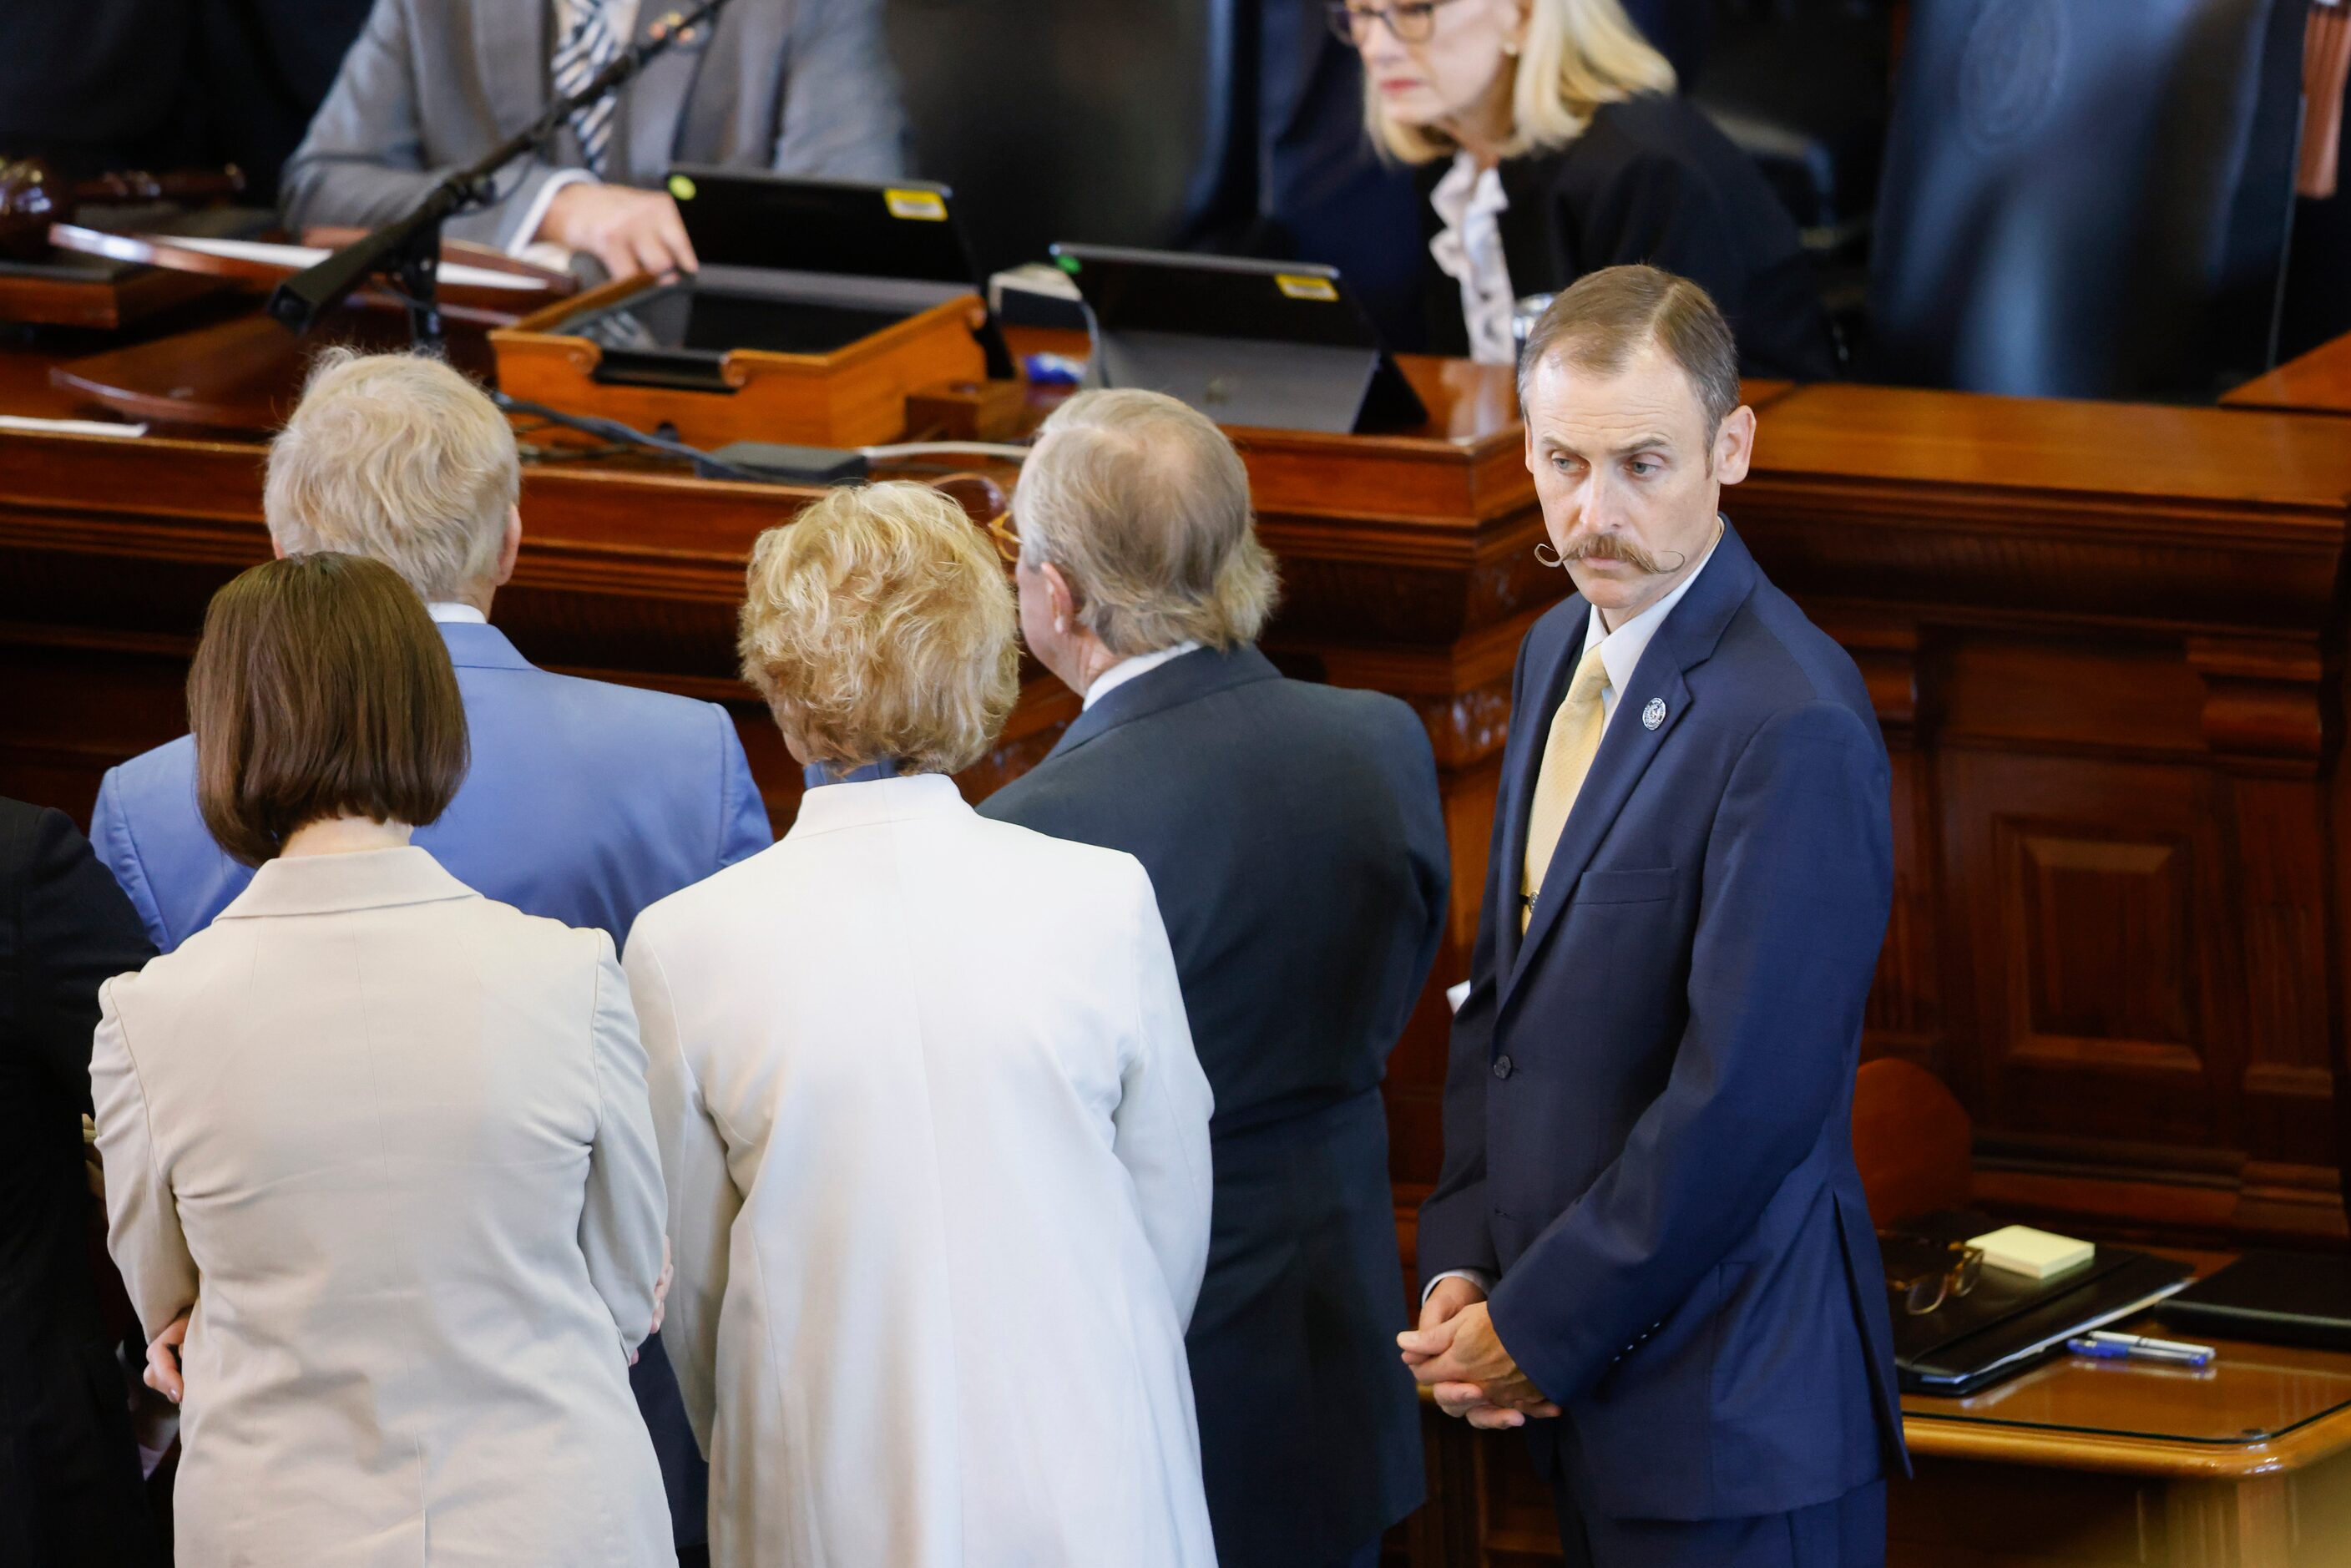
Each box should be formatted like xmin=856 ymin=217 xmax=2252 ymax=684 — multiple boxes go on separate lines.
xmin=2222 ymin=331 xmax=2351 ymax=417
xmin=1732 ymin=384 xmax=2351 ymax=1247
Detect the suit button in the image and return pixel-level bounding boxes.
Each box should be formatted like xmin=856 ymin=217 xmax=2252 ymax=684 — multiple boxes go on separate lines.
xmin=1493 ymin=1055 xmax=1514 ymax=1080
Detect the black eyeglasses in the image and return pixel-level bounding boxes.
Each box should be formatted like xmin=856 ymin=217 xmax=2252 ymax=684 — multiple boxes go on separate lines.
xmin=1326 ymin=0 xmax=1467 ymax=47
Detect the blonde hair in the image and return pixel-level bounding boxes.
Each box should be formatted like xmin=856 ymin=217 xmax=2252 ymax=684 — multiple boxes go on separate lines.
xmin=738 ymin=482 xmax=1019 ymax=775
xmin=1367 ymin=0 xmax=1677 ymax=164
xmin=1014 ymin=389 xmax=1280 ymax=656
xmin=264 ymin=349 xmax=520 ymax=603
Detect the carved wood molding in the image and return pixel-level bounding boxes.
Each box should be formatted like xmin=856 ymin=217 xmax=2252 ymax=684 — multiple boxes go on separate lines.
xmin=2185 ymin=637 xmax=2328 ymax=775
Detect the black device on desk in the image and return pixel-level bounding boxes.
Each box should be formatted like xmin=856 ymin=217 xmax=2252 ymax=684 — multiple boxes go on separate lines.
xmin=1048 ymin=245 xmax=1428 ymax=436
xmin=1886 ymin=1211 xmax=2195 ymax=1396
xmin=2158 ymin=1251 xmax=2351 ymax=1351
xmin=558 ymin=170 xmax=1010 ymax=388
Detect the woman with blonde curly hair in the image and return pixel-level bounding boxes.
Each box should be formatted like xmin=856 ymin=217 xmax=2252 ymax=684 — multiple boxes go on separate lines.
xmin=622 ymin=482 xmax=1218 ymax=1567
xmin=1339 ymin=0 xmax=1834 ymax=378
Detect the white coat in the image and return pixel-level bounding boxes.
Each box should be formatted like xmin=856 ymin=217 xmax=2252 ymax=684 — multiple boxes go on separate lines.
xmin=89 ymin=847 xmax=673 ymax=1566
xmin=623 ymin=772 xmax=1219 ymax=1567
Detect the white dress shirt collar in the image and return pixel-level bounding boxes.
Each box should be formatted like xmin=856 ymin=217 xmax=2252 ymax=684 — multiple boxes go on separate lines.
xmin=1082 ymin=640 xmax=1204 ymax=711
xmin=786 ymin=771 xmax=971 ymax=839
xmin=1578 ymin=519 xmax=1726 ymax=724
xmin=555 ymin=0 xmax=641 ymax=42
xmin=426 ymin=601 xmax=489 ymax=625
xmin=1428 ymin=150 xmax=1517 ymax=367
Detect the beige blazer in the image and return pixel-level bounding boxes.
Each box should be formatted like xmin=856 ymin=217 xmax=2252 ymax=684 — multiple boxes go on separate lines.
xmin=91 ymin=847 xmax=672 ymax=1566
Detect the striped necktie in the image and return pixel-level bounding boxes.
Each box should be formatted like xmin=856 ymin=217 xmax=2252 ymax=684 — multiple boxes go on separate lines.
xmin=552 ymin=0 xmax=625 ymax=177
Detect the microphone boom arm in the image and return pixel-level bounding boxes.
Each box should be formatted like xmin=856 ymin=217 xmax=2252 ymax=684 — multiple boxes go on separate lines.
xmin=268 ymin=0 xmax=734 ymax=346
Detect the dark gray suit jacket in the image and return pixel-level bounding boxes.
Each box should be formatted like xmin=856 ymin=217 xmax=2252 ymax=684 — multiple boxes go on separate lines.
xmin=281 ymin=0 xmax=907 ymax=250
xmin=982 ymin=645 xmax=1447 ymax=1568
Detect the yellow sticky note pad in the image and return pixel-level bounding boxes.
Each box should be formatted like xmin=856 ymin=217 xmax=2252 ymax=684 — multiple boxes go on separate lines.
xmin=884 ymin=188 xmax=948 ymax=221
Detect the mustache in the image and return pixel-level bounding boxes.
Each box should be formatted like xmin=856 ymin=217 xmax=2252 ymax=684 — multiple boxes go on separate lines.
xmin=1541 ymin=533 xmax=1685 ymax=575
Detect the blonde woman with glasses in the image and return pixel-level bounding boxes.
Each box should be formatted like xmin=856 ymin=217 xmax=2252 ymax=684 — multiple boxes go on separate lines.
xmin=1336 ymin=0 xmax=1835 ymax=379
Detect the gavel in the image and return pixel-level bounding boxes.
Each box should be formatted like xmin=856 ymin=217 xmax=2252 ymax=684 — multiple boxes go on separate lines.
xmin=0 ymin=159 xmax=249 ymax=260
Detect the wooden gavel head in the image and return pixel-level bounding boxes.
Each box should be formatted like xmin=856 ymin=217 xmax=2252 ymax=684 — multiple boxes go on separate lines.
xmin=0 ymin=159 xmax=248 ymax=260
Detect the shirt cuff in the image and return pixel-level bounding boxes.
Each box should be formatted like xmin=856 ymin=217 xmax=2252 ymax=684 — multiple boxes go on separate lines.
xmin=1423 ymin=1267 xmax=1494 ymax=1306
xmin=509 ymin=168 xmax=599 ymax=258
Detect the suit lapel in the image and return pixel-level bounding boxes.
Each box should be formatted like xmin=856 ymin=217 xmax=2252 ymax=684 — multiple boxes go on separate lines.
xmin=477 ymin=0 xmax=551 ymax=143
xmin=1499 ymin=525 xmax=1762 ymax=1011
xmin=618 ymin=2 xmax=714 ymax=185
xmin=1492 ymin=607 xmax=1585 ymax=982
xmin=1495 ymin=154 xmax=1566 ymax=294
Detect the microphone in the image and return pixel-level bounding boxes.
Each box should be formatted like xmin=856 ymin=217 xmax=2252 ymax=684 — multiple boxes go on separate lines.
xmin=269 ymin=0 xmax=738 ymax=346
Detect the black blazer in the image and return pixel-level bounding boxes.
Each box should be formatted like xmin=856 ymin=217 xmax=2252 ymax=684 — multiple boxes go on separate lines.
xmin=0 ymin=800 xmax=159 ymax=1566
xmin=1417 ymin=92 xmax=1838 ymax=382
xmin=981 ymin=646 xmax=1448 ymax=1568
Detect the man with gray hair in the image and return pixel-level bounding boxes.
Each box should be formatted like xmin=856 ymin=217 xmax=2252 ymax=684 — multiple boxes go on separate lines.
xmin=980 ymin=388 xmax=1449 ymax=1568
xmin=88 ymin=347 xmax=769 ymax=1559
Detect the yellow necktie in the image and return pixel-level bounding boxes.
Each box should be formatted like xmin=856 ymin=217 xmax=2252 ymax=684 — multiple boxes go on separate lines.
xmin=1520 ymin=646 xmax=1610 ymax=932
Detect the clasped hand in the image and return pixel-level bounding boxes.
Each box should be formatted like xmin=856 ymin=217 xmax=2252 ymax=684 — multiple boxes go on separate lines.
xmin=1398 ymin=1276 xmax=1560 ymax=1430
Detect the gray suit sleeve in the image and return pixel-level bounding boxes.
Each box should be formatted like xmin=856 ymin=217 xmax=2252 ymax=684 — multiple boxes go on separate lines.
xmin=771 ymin=0 xmax=910 ymax=178
xmin=280 ymin=0 xmax=569 ymax=250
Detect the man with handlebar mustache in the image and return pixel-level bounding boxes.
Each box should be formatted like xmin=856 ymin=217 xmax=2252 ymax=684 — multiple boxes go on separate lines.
xmin=1403 ymin=264 xmax=1909 ymax=1568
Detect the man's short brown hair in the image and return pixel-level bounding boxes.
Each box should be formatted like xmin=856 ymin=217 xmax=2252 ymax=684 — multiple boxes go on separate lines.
xmin=1518 ymin=264 xmax=1742 ymax=434
xmin=189 ymin=552 xmax=469 ymax=866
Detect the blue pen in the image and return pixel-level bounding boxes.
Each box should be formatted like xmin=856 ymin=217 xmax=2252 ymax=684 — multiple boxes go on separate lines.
xmin=2067 ymin=1331 xmax=2214 ymax=1367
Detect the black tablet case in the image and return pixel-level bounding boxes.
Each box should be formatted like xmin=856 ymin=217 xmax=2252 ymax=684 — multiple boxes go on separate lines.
xmin=1052 ymin=245 xmax=1428 ymax=436
xmin=2156 ymin=1250 xmax=2351 ymax=1350
xmin=1889 ymin=1210 xmax=2195 ymax=1396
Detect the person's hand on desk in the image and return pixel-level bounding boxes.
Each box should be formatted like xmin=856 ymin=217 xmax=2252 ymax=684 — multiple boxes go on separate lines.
xmin=1400 ymin=1276 xmax=1560 ymax=1430
xmin=145 ymin=1308 xmax=190 ymax=1404
xmin=538 ymin=184 xmax=700 ymax=281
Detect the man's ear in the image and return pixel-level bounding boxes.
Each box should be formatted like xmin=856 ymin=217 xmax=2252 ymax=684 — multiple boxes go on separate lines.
xmin=1040 ymin=560 xmax=1079 ymax=633
xmin=493 ymin=506 xmax=523 ymax=586
xmin=1713 ymin=406 xmax=1757 ymax=487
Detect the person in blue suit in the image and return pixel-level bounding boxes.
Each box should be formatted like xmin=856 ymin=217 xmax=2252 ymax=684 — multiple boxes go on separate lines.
xmin=87 ymin=347 xmax=769 ymax=1562
xmin=981 ymin=389 xmax=1446 ymax=1568
xmin=1401 ymin=266 xmax=1905 ymax=1567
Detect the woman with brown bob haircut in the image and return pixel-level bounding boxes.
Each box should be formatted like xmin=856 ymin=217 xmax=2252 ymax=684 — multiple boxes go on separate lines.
xmin=91 ymin=552 xmax=677 ymax=1565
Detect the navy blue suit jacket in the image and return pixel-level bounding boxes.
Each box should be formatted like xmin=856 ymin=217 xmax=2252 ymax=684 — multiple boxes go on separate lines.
xmin=1420 ymin=524 xmax=1908 ymax=1521
xmin=982 ymin=646 xmax=1445 ymax=1567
